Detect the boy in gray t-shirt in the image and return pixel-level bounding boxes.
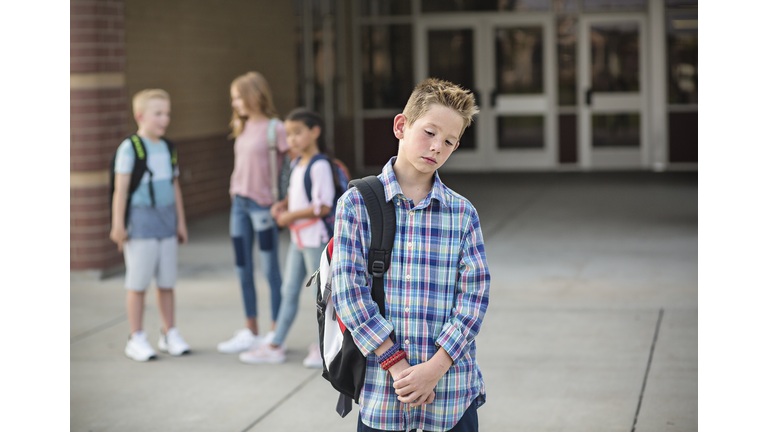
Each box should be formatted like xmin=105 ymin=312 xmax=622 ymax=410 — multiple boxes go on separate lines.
xmin=110 ymin=89 xmax=190 ymax=362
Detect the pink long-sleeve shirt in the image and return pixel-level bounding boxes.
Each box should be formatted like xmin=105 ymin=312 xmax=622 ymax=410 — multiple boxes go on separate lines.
xmin=229 ymin=118 xmax=289 ymax=207
xmin=287 ymin=158 xmax=335 ymax=248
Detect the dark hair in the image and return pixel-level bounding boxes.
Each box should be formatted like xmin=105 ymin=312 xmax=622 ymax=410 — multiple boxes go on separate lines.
xmin=285 ymin=107 xmax=330 ymax=156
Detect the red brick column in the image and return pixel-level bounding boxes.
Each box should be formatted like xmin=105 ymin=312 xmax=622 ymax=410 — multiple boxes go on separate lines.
xmin=70 ymin=0 xmax=128 ymax=275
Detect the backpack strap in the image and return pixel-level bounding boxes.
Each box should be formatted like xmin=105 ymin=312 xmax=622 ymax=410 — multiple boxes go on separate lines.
xmin=348 ymin=176 xmax=396 ymax=319
xmin=267 ymin=118 xmax=280 ymax=201
xmin=127 ymin=134 xmax=156 ymax=213
xmin=302 ymin=153 xmax=328 ymax=202
xmin=127 ymin=134 xmax=149 ymax=199
xmin=163 ymin=137 xmax=178 ymax=181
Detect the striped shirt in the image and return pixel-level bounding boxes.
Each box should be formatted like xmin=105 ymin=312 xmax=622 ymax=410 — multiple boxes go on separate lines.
xmin=331 ymin=157 xmax=490 ymax=431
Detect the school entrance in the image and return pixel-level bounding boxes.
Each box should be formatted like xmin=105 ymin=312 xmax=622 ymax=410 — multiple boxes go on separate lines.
xmin=309 ymin=0 xmax=698 ymax=173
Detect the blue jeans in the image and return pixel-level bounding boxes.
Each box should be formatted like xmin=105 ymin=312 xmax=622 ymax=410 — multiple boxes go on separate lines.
xmin=230 ymin=195 xmax=282 ymax=321
xmin=356 ymin=398 xmax=479 ymax=432
xmin=271 ymin=241 xmax=324 ymax=346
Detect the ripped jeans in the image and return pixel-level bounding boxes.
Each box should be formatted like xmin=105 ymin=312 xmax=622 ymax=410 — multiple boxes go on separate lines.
xmin=230 ymin=195 xmax=282 ymax=320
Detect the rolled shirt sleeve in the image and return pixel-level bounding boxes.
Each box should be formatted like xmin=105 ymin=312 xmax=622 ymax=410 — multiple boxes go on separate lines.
xmin=310 ymin=159 xmax=336 ymax=216
xmin=435 ymin=209 xmax=491 ymax=362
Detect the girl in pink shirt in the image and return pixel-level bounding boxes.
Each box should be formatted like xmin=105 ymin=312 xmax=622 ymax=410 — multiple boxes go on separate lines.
xmin=217 ymin=72 xmax=288 ymax=355
xmin=239 ymin=108 xmax=336 ymax=366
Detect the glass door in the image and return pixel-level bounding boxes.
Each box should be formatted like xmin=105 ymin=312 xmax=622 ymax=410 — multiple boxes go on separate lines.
xmin=578 ymin=14 xmax=649 ymax=168
xmin=486 ymin=14 xmax=556 ymax=169
xmin=416 ymin=17 xmax=483 ymax=169
xmin=417 ymin=14 xmax=556 ymax=171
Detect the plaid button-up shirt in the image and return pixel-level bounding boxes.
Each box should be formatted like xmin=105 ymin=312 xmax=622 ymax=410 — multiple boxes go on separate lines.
xmin=331 ymin=157 xmax=490 ymax=431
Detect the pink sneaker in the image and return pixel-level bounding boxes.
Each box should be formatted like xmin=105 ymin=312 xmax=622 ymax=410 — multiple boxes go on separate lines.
xmin=303 ymin=342 xmax=323 ymax=368
xmin=239 ymin=343 xmax=286 ymax=364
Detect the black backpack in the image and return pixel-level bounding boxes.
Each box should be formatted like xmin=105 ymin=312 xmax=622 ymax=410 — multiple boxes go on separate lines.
xmin=309 ymin=175 xmax=396 ymax=417
xmin=108 ymin=134 xmax=177 ymax=226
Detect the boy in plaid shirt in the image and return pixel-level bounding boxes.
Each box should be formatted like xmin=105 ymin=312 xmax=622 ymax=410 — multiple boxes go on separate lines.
xmin=331 ymin=78 xmax=490 ymax=432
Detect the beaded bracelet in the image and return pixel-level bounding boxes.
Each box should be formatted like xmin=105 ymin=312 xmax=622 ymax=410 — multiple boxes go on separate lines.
xmin=381 ymin=350 xmax=406 ymax=371
xmin=377 ymin=343 xmax=401 ymax=365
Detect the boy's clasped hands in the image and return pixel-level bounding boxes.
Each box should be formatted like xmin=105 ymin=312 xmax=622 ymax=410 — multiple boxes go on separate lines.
xmin=389 ymin=348 xmax=453 ymax=408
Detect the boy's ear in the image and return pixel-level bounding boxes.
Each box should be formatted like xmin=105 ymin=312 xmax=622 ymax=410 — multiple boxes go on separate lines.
xmin=134 ymin=111 xmax=143 ymax=124
xmin=393 ymin=114 xmax=406 ymax=139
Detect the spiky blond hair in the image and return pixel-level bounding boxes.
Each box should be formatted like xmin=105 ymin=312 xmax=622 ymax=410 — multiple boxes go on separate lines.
xmin=402 ymin=78 xmax=479 ymax=139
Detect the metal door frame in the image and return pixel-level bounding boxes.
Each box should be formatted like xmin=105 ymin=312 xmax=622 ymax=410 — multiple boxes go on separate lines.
xmin=578 ymin=13 xmax=650 ymax=169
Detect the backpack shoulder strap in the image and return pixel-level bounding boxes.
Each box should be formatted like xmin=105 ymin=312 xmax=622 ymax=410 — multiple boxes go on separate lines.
xmin=303 ymin=153 xmax=329 ymax=201
xmin=128 ymin=134 xmax=148 ymax=197
xmin=163 ymin=137 xmax=178 ymax=169
xmin=348 ymin=176 xmax=396 ymax=318
xmin=267 ymin=118 xmax=278 ymax=149
xmin=267 ymin=118 xmax=280 ymax=201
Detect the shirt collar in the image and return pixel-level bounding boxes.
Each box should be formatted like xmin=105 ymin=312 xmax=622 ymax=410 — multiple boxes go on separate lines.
xmin=379 ymin=157 xmax=448 ymax=208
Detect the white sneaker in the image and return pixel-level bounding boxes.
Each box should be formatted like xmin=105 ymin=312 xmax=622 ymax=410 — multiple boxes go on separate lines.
xmin=217 ymin=329 xmax=261 ymax=354
xmin=303 ymin=342 xmax=324 ymax=368
xmin=125 ymin=331 xmax=157 ymax=362
xmin=158 ymin=327 xmax=190 ymax=356
xmin=239 ymin=343 xmax=286 ymax=364
xmin=263 ymin=331 xmax=275 ymax=346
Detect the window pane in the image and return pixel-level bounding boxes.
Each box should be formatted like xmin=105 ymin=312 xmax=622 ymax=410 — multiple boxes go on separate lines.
xmin=590 ymin=23 xmax=640 ymax=93
xmin=497 ymin=116 xmax=544 ymax=149
xmin=364 ymin=118 xmax=399 ymax=166
xmin=361 ymin=25 xmax=413 ymax=109
xmin=557 ymin=16 xmax=577 ymax=105
xmin=422 ymin=0 xmax=550 ymax=12
xmin=667 ymin=14 xmax=697 ymax=104
xmin=592 ymin=114 xmax=640 ymax=147
xmin=583 ymin=0 xmax=646 ymax=11
xmin=496 ymin=26 xmax=544 ymax=95
xmin=559 ymin=114 xmax=577 ymax=162
xmin=428 ymin=29 xmax=474 ymax=89
xmin=428 ymin=29 xmax=476 ymax=149
xmin=360 ymin=0 xmax=412 ymax=16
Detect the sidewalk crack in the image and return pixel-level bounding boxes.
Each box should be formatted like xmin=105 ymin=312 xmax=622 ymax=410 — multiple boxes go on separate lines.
xmin=630 ymin=308 xmax=664 ymax=432
xmin=70 ymin=314 xmax=127 ymax=344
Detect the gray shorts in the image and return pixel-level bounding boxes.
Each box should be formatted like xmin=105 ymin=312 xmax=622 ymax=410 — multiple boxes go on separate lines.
xmin=123 ymin=236 xmax=178 ymax=291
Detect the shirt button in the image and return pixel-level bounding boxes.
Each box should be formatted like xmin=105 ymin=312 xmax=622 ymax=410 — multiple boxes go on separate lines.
xmin=404 ymin=339 xmax=410 ymax=345
xmin=404 ymin=307 xmax=409 ymax=313
xmin=407 ymin=242 xmax=413 ymax=249
xmin=405 ymin=274 xmax=411 ymax=281
xmin=409 ymin=211 xmax=414 ymax=217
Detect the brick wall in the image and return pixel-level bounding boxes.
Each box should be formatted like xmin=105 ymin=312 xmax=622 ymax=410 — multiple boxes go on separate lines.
xmin=70 ymin=87 xmax=128 ymax=172
xmin=70 ymin=0 xmax=125 ymax=73
xmin=71 ymin=0 xmax=129 ymax=273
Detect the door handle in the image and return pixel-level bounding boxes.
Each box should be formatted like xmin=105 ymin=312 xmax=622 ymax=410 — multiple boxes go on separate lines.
xmin=585 ymin=88 xmax=593 ymax=106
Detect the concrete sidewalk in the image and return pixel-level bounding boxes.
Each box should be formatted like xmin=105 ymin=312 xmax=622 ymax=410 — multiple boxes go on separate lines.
xmin=71 ymin=171 xmax=697 ymax=432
